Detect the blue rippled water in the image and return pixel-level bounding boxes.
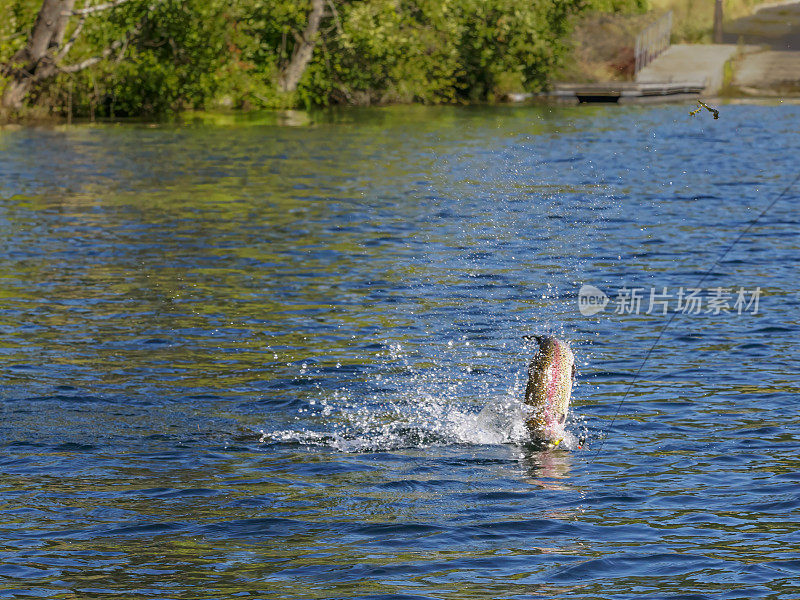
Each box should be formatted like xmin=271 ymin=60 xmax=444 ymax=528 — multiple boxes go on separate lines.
xmin=1 ymin=103 xmax=799 ymax=599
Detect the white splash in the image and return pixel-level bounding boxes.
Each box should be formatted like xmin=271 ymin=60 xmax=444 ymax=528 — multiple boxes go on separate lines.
xmin=258 ymin=340 xmax=586 ymax=453
xmin=259 ymin=386 xmax=583 ymax=452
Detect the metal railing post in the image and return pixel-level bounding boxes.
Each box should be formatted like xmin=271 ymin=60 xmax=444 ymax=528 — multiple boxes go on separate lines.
xmin=634 ymin=10 xmax=673 ymax=76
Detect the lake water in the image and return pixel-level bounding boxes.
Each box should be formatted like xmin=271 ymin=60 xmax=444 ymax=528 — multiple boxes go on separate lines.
xmin=1 ymin=103 xmax=798 ymax=599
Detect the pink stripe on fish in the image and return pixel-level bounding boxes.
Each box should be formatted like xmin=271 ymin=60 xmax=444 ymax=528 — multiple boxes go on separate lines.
xmin=547 ymin=341 xmax=561 ymax=408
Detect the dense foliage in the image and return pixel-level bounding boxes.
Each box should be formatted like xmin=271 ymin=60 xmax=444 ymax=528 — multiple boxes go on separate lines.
xmin=0 ymin=0 xmax=648 ymax=118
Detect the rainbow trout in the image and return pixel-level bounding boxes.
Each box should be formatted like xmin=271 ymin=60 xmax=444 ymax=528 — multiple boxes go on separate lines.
xmin=525 ymin=336 xmax=575 ymax=448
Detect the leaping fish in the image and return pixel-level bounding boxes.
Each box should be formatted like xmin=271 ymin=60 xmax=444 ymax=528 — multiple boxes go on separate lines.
xmin=524 ymin=335 xmax=576 ymax=448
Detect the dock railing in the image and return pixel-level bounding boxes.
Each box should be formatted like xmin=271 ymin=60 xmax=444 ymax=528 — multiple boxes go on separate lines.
xmin=634 ymin=11 xmax=673 ymax=75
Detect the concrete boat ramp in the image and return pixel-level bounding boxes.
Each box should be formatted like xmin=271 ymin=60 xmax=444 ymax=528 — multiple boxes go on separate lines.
xmin=553 ymin=44 xmax=739 ymax=103
xmin=550 ymin=0 xmax=800 ymax=104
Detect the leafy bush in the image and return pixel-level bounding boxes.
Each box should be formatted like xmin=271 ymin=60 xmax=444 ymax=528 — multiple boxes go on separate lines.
xmin=1 ymin=0 xmax=654 ymax=118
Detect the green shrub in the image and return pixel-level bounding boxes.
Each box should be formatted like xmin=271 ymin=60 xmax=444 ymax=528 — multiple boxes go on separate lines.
xmin=2 ymin=0 xmax=651 ymax=117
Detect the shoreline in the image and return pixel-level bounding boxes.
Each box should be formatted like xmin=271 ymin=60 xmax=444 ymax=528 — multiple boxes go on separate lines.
xmin=3 ymin=94 xmax=800 ymax=130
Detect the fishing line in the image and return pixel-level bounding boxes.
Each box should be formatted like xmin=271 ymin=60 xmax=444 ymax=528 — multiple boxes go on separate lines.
xmin=587 ymin=159 xmax=800 ymax=463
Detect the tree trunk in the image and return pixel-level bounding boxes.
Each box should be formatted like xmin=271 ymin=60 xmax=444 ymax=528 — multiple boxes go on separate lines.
xmin=1 ymin=0 xmax=76 ymax=111
xmin=278 ymin=0 xmax=325 ymax=93
xmin=713 ymin=0 xmax=724 ymax=44
xmin=1 ymin=80 xmax=33 ymax=112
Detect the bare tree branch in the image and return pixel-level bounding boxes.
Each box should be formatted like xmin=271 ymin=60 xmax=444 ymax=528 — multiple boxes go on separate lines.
xmin=326 ymin=0 xmax=343 ymax=37
xmin=56 ymin=14 xmax=88 ymax=60
xmin=58 ymin=37 xmax=123 ymax=72
xmin=69 ymin=0 xmax=132 ymax=16
xmin=114 ymin=33 xmax=130 ymax=63
xmin=58 ymin=2 xmax=157 ymax=74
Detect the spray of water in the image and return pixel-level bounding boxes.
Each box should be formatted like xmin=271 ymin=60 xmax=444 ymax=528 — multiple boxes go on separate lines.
xmin=259 ymin=340 xmax=588 ymax=452
xmin=260 ymin=123 xmax=615 ymax=454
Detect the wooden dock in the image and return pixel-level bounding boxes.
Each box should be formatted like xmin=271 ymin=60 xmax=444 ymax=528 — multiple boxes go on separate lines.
xmin=551 ymin=81 xmax=705 ymax=103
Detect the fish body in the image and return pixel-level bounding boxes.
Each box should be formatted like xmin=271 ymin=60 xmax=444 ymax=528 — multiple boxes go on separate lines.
xmin=524 ymin=336 xmax=575 ymax=447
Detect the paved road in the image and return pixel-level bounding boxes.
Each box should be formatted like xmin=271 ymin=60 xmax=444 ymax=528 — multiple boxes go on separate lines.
xmin=635 ymin=0 xmax=800 ymax=96
xmin=724 ymin=0 xmax=800 ymax=93
xmin=724 ymin=0 xmax=800 ymax=49
xmin=733 ymin=49 xmax=800 ymax=93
